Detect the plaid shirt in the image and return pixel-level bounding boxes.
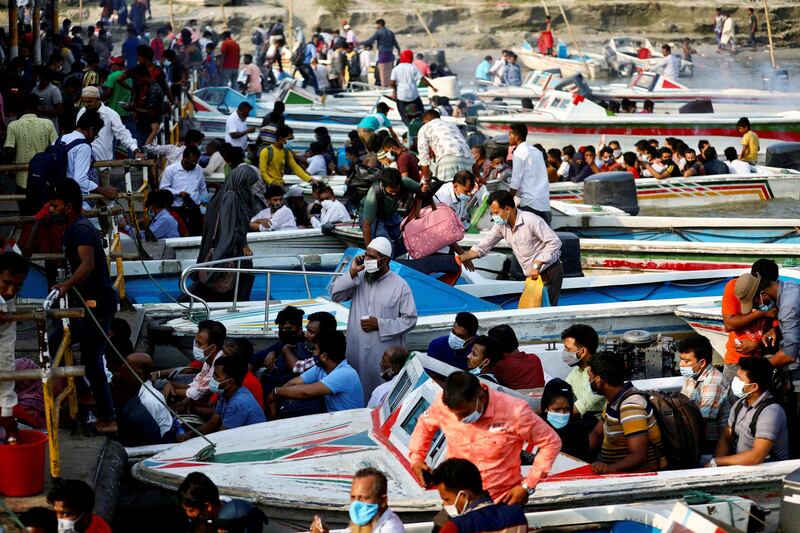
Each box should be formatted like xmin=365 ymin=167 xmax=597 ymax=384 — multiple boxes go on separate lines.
xmin=680 ymin=364 xmax=730 ymax=441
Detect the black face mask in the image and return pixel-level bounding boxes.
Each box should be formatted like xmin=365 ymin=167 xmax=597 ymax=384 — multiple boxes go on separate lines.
xmin=278 ymin=330 xmax=300 ymax=345
xmin=49 ymin=212 xmax=68 ymax=225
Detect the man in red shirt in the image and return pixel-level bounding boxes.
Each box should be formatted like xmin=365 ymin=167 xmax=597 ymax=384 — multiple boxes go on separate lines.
xmin=380 ymin=137 xmax=420 ymax=181
xmin=220 ymin=31 xmax=241 ymax=89
xmin=487 ymin=325 xmax=546 ymax=389
xmin=721 ymin=258 xmax=778 ymax=383
xmin=47 ymin=479 xmax=112 ymax=533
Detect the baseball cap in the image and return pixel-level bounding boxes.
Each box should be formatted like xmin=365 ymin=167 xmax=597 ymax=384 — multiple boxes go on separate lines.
xmin=284 ymin=185 xmax=304 ymax=198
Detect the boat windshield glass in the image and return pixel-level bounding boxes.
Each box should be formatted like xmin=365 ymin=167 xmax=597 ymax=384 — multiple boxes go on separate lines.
xmin=388 ymin=372 xmax=413 ymax=412
xmin=632 ymin=72 xmax=658 ymax=91
xmin=400 ymin=397 xmax=431 ymax=434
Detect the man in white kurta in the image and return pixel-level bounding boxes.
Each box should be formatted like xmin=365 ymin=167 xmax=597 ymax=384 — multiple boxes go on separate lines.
xmin=330 ymin=237 xmax=417 ymax=397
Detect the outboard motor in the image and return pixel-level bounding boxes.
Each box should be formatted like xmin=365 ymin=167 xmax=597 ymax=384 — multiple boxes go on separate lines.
xmin=583 ymin=172 xmax=640 ymax=216
xmin=554 ymin=74 xmax=593 ymax=99
xmin=556 ymin=232 xmax=583 ymax=278
xmin=678 ymin=99 xmax=714 ymax=114
xmin=605 ymin=330 xmax=677 ymax=380
xmin=763 ymin=68 xmax=790 ymax=91
xmin=766 ymin=142 xmax=800 ymax=171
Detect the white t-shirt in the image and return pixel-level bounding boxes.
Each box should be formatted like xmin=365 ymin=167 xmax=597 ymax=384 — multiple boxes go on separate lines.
xmin=727 ymin=159 xmax=753 ymax=175
xmin=390 ymin=63 xmax=422 ymax=102
xmin=225 ymin=111 xmax=250 ymax=149
xmin=311 ymin=199 xmax=352 ymax=228
xmin=251 ymin=206 xmax=298 ymax=231
xmin=307 ymin=154 xmax=328 ymax=176
xmin=139 ymin=382 xmax=172 ymax=437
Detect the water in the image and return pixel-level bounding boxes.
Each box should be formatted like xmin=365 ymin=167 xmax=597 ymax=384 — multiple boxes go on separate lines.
xmin=642 ymin=197 xmax=800 ymax=218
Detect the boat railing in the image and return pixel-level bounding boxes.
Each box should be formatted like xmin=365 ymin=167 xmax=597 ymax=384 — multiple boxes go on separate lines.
xmin=179 ymin=255 xmax=345 ymax=329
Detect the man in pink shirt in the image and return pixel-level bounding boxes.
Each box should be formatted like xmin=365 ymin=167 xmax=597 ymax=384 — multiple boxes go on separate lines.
xmin=242 ymin=54 xmax=263 ymax=97
xmin=413 ymin=53 xmax=431 ymax=77
xmin=409 ymin=372 xmax=561 ymax=505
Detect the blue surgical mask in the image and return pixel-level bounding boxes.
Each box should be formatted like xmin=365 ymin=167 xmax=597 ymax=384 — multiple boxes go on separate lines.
xmin=469 ymin=366 xmax=482 ymax=375
xmin=491 ymin=213 xmax=507 ymax=226
xmin=349 ymin=501 xmax=379 ymax=526
xmin=448 ymin=332 xmax=466 ymax=351
xmin=547 ymin=411 xmax=570 ymax=429
xmin=457 ymin=193 xmax=470 ymax=202
xmin=208 ymin=376 xmax=229 ymax=394
xmin=678 ymin=361 xmax=700 ymax=378
xmin=193 ymin=343 xmax=208 ymax=361
xmin=757 ymin=298 xmax=775 ymax=313
xmin=460 ymin=398 xmax=482 ymax=424
xmin=163 ymin=59 xmax=172 ymax=67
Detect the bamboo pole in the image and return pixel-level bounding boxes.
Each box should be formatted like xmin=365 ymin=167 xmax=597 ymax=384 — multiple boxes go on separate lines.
xmin=79 ymin=0 xmax=83 ymax=24
xmin=414 ymin=9 xmax=439 ymax=49
xmin=556 ymin=1 xmax=589 ymax=78
xmin=169 ymin=0 xmax=175 ymax=32
xmin=288 ymin=0 xmax=294 ymax=51
xmin=0 ymin=366 xmax=85 ymax=381
xmin=52 ymin=0 xmax=59 ymax=37
xmin=762 ymin=0 xmax=777 ymax=69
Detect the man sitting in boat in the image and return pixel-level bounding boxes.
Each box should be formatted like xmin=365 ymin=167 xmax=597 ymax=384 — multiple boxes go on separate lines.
xmin=465 ymin=335 xmax=501 ymax=384
xmin=409 ymin=371 xmax=562 ymax=505
xmin=430 ymin=458 xmax=527 ymax=533
xmin=561 ymin=325 xmax=605 ymax=429
xmin=266 ymin=330 xmax=365 ymax=418
xmin=682 ymin=148 xmax=706 ymax=177
xmin=587 ymin=351 xmax=667 ymax=473
xmin=427 ymin=312 xmax=479 ymax=371
xmin=251 ymin=306 xmax=311 ymax=389
xmin=701 ymin=146 xmax=731 ymax=176
xmin=677 ymin=335 xmax=731 ymax=454
xmin=179 ymin=472 xmax=267 ymax=532
xmin=176 ymin=352 xmax=266 ymax=441
xmin=488 ymin=325 xmax=547 ymax=390
xmin=309 ymin=185 xmax=352 ymax=229
xmin=367 ymin=346 xmax=409 ymax=408
xmin=724 ymin=147 xmax=754 ymax=175
xmin=706 ymin=357 xmax=790 ymax=467
xmin=641 ymin=147 xmax=680 ymax=179
xmin=310 ymin=468 xmax=405 ymax=533
xmin=249 ymin=185 xmax=298 ymax=232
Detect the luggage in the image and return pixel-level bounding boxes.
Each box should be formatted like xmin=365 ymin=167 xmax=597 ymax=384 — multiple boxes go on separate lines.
xmin=401 ymin=201 xmax=464 ymax=259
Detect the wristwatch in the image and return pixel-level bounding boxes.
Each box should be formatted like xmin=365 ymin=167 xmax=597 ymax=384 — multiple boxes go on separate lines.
xmin=521 ymin=482 xmax=535 ymax=496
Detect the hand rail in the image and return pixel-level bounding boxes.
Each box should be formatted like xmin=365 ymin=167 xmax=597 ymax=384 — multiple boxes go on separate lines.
xmin=179 ymin=255 xmax=344 ymax=330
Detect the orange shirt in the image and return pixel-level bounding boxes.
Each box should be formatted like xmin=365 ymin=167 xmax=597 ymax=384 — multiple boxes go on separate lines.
xmin=220 ymin=38 xmax=241 ymax=69
xmin=408 ymin=386 xmax=561 ymax=499
xmin=721 ymin=279 xmax=765 ymax=364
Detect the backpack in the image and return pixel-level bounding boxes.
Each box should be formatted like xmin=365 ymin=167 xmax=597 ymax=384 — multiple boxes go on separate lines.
xmin=345 ymin=164 xmax=382 ymax=208
xmin=261 ymin=145 xmax=291 ymax=178
xmin=27 ymin=136 xmax=90 ymax=211
xmin=251 ymin=29 xmax=264 ymax=47
xmin=348 ymin=52 xmax=361 ymax=78
xmin=730 ymin=396 xmax=781 ymax=452
xmin=291 ymin=44 xmax=306 ymax=67
xmin=618 ymin=389 xmax=705 ymax=470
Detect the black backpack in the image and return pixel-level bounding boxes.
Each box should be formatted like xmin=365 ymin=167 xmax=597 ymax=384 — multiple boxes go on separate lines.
xmin=251 ymin=29 xmax=264 ymax=46
xmin=291 ymin=44 xmax=306 ymax=67
xmin=730 ymin=396 xmax=781 ymax=452
xmin=27 ymin=136 xmax=90 ymax=211
xmin=618 ymin=389 xmax=705 ymax=470
xmin=345 ymin=163 xmax=382 ymax=208
xmin=348 ymin=52 xmax=362 ymax=78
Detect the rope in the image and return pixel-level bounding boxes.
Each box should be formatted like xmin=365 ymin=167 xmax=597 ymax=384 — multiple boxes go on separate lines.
xmin=681 ymin=490 xmax=767 ymax=528
xmin=69 ymin=288 xmax=217 ymax=461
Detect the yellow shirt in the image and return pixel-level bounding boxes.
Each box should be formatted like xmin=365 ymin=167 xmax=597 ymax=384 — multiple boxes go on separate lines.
xmin=3 ymin=114 xmax=58 ymax=187
xmin=741 ymin=131 xmax=760 ymax=163
xmin=258 ymin=144 xmax=312 ymax=186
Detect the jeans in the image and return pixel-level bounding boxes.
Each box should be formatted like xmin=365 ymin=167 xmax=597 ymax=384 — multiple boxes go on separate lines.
xmin=540 ymin=260 xmax=564 ymax=306
xmin=519 ymin=205 xmax=553 ymax=226
xmin=298 ymin=64 xmax=319 ymax=94
xmin=370 ymin=214 xmax=405 ymax=257
xmin=223 ymin=68 xmax=239 ymax=88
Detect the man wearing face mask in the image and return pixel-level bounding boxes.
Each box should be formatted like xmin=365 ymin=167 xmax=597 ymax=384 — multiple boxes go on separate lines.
xmin=430 ymin=458 xmax=527 ymax=533
xmin=427 ymin=312 xmax=479 ymax=370
xmin=311 ymin=468 xmax=404 ymax=533
xmin=251 ymin=306 xmax=309 ymax=389
xmin=677 ymin=335 xmax=730 ymax=454
xmin=380 ymin=138 xmax=421 ymax=182
xmin=331 ymin=236 xmax=418 ymax=397
xmin=177 ymin=354 xmax=265 ymax=440
xmin=47 ymin=478 xmax=111 ymax=533
xmin=310 ymin=185 xmax=352 ymax=229
xmin=359 ymin=168 xmax=423 ymax=255
xmin=465 ymin=335 xmax=501 ymax=384
xmin=460 ymin=190 xmax=563 ymax=305
xmin=368 ymin=346 xmax=409 ymax=408
xmin=706 ymin=356 xmax=789 ymax=467
xmin=409 ymin=372 xmax=561 ymax=505
xmin=250 ymin=185 xmax=298 ymax=232
xmin=561 ymin=324 xmax=605 ymax=424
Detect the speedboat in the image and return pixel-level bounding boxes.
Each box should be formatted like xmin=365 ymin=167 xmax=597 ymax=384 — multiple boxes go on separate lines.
xmin=515 ymin=39 xmax=606 ymax=80
xmin=603 ymin=36 xmax=693 ymax=78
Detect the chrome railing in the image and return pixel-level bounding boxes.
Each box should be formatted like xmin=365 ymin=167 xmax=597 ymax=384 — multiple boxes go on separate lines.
xmin=179 ymin=255 xmax=345 ymax=330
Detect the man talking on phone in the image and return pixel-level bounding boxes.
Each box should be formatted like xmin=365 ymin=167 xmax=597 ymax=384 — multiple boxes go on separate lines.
xmin=331 ymin=237 xmax=417 ymax=399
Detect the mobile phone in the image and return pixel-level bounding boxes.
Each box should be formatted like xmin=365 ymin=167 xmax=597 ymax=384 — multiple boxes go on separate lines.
xmin=355 ymin=255 xmax=365 ymax=265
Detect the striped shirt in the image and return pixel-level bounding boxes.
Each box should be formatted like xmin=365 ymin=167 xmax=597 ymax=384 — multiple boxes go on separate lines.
xmin=601 ymin=383 xmax=666 ymax=471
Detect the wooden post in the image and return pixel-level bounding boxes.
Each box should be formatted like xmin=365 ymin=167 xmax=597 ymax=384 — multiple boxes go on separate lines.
xmin=52 ymin=0 xmax=59 ymax=36
xmin=762 ymin=0 xmax=777 ymax=69
xmin=79 ymin=0 xmax=83 ymax=24
xmin=556 ymin=1 xmax=589 ymax=78
xmin=9 ymin=0 xmax=19 ymax=60
xmin=220 ymin=3 xmax=227 ymax=30
xmin=288 ymin=0 xmax=294 ymax=51
xmin=414 ymin=9 xmax=439 ymax=49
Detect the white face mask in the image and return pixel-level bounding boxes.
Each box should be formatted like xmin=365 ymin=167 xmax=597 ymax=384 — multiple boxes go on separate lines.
xmin=612 ymin=149 xmax=622 ymax=158
xmin=193 ymin=343 xmax=208 ymax=361
xmin=448 ymin=332 xmax=466 ymax=350
xmin=364 ymin=259 xmax=380 ymax=273
xmin=561 ymin=349 xmax=582 ymax=367
xmin=731 ymin=377 xmax=754 ymax=399
xmin=443 ymin=490 xmax=466 ymax=517
xmin=58 ymin=517 xmax=78 ymax=533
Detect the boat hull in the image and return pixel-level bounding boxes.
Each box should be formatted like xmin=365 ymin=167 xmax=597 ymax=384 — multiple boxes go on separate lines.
xmin=516 ymin=49 xmax=598 ymax=79
xmin=163 ymin=229 xmax=345 ymax=261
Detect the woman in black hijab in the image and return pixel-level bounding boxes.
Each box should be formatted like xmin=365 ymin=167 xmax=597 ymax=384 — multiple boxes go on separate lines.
xmin=541 ymin=378 xmax=593 ymax=462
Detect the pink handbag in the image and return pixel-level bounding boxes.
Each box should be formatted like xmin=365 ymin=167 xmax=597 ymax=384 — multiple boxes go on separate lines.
xmin=402 ymin=201 xmax=465 ymax=259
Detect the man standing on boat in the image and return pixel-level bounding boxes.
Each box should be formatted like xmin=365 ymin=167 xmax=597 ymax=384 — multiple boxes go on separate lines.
xmin=330 ymin=236 xmax=417 ymax=397
xmin=409 ymin=371 xmax=561 ymax=505
xmin=417 ymin=109 xmax=473 ymax=183
xmin=459 ymin=190 xmax=563 ymax=305
xmin=506 ymin=123 xmax=551 ymax=225
xmin=360 ymin=19 xmax=401 ymax=89
xmin=656 ymin=44 xmax=680 ymax=81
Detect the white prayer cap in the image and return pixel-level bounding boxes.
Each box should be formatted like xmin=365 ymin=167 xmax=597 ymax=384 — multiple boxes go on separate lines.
xmin=367 ymin=236 xmax=392 ymax=257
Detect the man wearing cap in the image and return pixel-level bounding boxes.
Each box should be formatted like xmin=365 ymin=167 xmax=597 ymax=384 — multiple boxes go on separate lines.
xmin=736 ymin=271 xmax=800 ymax=369
xmin=285 ymin=185 xmax=312 ymax=228
xmin=331 ymin=236 xmax=417 ymax=397
xmin=226 ymin=102 xmax=256 ymax=150
xmin=77 ymin=85 xmax=141 ymax=166
xmin=390 ymin=49 xmax=437 ymax=126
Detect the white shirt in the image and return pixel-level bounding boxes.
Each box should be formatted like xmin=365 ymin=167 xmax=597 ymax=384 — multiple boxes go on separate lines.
xmin=390 ymin=63 xmax=421 ymax=102
xmin=509 ymin=143 xmax=550 ymax=212
xmin=368 ymin=376 xmax=398 ymax=408
xmin=139 ymin=382 xmax=172 ymax=437
xmin=0 ymin=296 xmax=16 ymax=417
xmin=489 ymin=58 xmax=506 ymax=84
xmin=76 ymin=104 xmax=138 ymax=163
xmin=314 ymin=64 xmax=330 ymax=90
xmin=251 ymin=206 xmax=297 ymax=231
xmin=658 ymin=54 xmax=681 ymax=81
xmin=225 ymin=111 xmax=250 ymax=149
xmin=557 ymin=161 xmax=571 ymax=179
xmin=728 ymin=159 xmax=752 ymax=175
xmin=159 ymin=160 xmax=208 ymax=206
xmin=359 ymin=50 xmax=371 ymax=76
xmin=416 ymin=118 xmax=472 ymax=167
xmin=61 ymin=130 xmax=97 ymax=195
xmin=203 ymin=151 xmax=226 ymax=176
xmin=311 ymin=199 xmax=352 ymax=228
xmin=307 ymin=154 xmax=328 ymax=176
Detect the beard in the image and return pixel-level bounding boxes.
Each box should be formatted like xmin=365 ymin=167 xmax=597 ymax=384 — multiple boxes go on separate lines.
xmin=365 ymin=269 xmax=386 ymax=283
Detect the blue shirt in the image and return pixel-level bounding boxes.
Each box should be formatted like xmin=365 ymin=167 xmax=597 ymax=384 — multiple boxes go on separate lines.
xmin=122 ymin=36 xmax=140 ymax=68
xmin=475 ymin=60 xmax=491 ymax=81
xmin=301 ymin=360 xmax=364 ymax=412
xmin=304 ymin=42 xmax=317 ymax=65
xmin=357 ymin=113 xmax=391 ymax=131
xmin=503 ymin=63 xmax=522 ymax=86
xmin=426 ymin=335 xmax=470 ymax=371
xmin=141 ymin=208 xmax=180 ymax=240
xmin=778 ymin=281 xmax=800 ymax=360
xmin=215 ymin=387 xmax=267 ymax=429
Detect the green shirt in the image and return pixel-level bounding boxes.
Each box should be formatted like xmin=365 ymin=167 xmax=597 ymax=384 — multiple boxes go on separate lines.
xmin=104 ymin=70 xmax=131 ymax=117
xmin=359 ymin=177 xmax=420 ymax=221
xmin=566 ymin=364 xmax=606 ymax=417
xmin=408 ymin=118 xmax=423 ymax=144
xmin=4 ymin=114 xmax=58 ymax=187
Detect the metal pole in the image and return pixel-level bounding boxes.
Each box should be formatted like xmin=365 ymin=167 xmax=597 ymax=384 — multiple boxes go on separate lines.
xmin=762 ymin=0 xmax=777 ymax=70
xmin=9 ymin=0 xmax=19 ymax=60
xmin=264 ymin=272 xmax=271 ymax=331
xmin=231 ymin=259 xmax=241 ymax=312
